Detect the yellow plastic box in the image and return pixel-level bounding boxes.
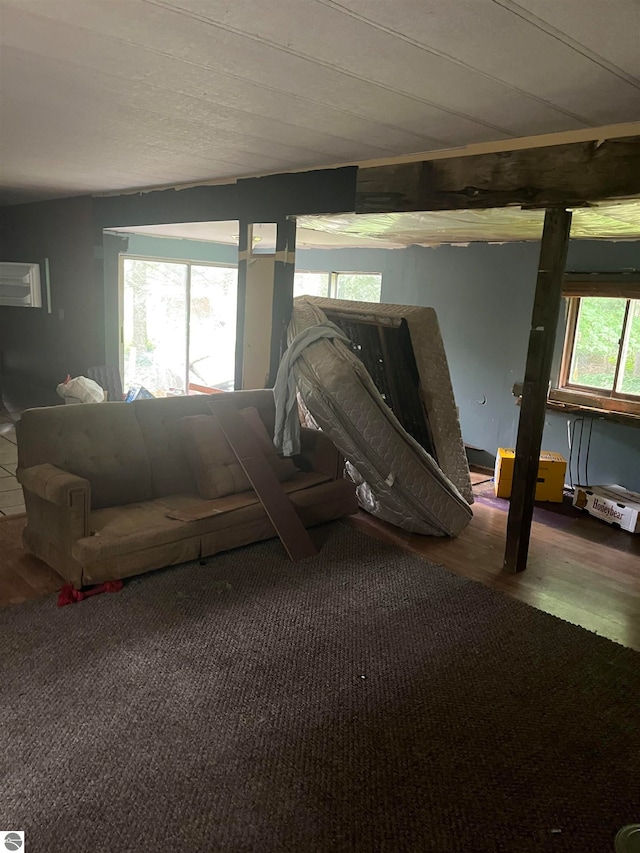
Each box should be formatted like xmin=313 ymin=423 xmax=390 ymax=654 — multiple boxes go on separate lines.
xmin=494 ymin=448 xmax=567 ymax=503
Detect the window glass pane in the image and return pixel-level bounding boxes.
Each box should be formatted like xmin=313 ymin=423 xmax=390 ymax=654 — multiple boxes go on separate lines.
xmin=189 ymin=265 xmax=238 ymax=392
xmin=294 ymin=272 xmax=329 ymax=297
xmin=617 ymin=299 xmax=640 ymax=397
xmin=569 ymin=297 xmax=626 ymax=390
xmin=123 ymin=259 xmax=187 ymax=397
xmin=335 ymin=273 xmax=382 ymax=302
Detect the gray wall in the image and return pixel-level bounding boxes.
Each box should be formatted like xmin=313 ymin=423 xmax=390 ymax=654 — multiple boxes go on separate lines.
xmin=1 ymin=197 xmax=100 ymax=411
xmin=298 ymin=241 xmax=640 ymax=492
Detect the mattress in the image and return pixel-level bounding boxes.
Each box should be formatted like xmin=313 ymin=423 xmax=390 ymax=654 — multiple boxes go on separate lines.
xmin=307 ymin=296 xmax=474 ymax=505
xmin=289 ymin=297 xmax=473 ymax=536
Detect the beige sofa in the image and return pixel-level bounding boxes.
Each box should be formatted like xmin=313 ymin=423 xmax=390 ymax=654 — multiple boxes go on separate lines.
xmin=16 ymin=390 xmax=357 ymax=588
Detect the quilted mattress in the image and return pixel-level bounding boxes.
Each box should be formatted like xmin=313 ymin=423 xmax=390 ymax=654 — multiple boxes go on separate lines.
xmin=289 ymin=297 xmax=473 ymax=537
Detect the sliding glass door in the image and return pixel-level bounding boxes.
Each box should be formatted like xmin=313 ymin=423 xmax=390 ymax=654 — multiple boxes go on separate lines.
xmin=188 ymin=263 xmax=237 ymax=392
xmin=122 ymin=257 xmax=237 ymax=397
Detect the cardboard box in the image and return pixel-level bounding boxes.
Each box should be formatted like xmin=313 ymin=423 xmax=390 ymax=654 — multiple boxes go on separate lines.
xmin=494 ymin=448 xmax=567 ymax=502
xmin=572 ymin=484 xmax=640 ymax=533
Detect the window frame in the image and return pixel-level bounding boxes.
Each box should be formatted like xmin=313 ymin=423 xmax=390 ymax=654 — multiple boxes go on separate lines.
xmin=549 ymin=275 xmax=640 ymax=419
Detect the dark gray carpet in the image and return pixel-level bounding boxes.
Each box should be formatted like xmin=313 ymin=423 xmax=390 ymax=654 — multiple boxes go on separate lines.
xmin=2 ymin=523 xmax=639 ymax=853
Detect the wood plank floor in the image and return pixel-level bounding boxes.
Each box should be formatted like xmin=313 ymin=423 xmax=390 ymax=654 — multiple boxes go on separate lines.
xmin=0 ymin=515 xmax=65 ymax=605
xmin=348 ymin=495 xmax=640 ymax=652
xmin=2 ymin=472 xmax=639 ymax=652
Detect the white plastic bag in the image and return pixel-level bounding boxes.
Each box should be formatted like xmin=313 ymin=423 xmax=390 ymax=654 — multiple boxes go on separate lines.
xmin=56 ymin=375 xmax=105 ymax=404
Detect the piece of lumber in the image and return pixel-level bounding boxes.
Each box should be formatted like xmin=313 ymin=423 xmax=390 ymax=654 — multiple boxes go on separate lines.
xmin=504 ymin=207 xmax=572 ymax=573
xmin=164 ymin=473 xmax=331 ymax=522
xmin=356 ymin=136 xmax=640 ymax=213
xmin=211 ymin=403 xmax=317 ymax=561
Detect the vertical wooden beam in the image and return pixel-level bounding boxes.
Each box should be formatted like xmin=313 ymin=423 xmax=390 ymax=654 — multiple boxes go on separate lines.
xmin=504 ymin=207 xmax=572 ymax=573
xmin=268 ymin=217 xmax=296 ymax=386
xmin=234 ymin=221 xmax=250 ymax=390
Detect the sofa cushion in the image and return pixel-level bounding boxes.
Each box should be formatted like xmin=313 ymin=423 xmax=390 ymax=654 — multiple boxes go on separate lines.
xmin=73 ymin=478 xmax=358 ymax=585
xmin=132 ymin=390 xmax=279 ymax=499
xmin=16 ymin=402 xmax=153 ymax=509
xmin=71 ymin=472 xmax=335 ymax=565
xmin=179 ymin=407 xmax=298 ymax=499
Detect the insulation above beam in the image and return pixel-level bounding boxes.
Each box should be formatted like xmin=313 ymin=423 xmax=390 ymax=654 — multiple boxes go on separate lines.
xmin=299 ymin=200 xmax=640 ymax=245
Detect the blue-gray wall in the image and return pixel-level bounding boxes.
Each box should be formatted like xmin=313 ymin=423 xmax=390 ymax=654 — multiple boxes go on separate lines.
xmin=298 ymin=241 xmax=640 ymax=492
xmin=123 ymin=233 xmax=238 ymax=265
xmin=108 ymin=232 xmax=640 ymax=491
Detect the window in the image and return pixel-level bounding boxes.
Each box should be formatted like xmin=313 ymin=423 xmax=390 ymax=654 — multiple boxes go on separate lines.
xmin=551 ymin=278 xmax=640 ymax=418
xmin=334 ymin=273 xmax=382 ymax=302
xmin=294 ymin=271 xmax=382 ymax=302
xmin=121 ymin=256 xmax=237 ymax=397
xmin=293 ymin=272 xmax=330 ymax=298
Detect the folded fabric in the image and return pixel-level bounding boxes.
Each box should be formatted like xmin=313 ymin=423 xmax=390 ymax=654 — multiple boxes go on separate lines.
xmin=273 ymin=321 xmax=349 ymax=457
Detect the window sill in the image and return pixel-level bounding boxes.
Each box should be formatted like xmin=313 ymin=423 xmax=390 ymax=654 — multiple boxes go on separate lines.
xmin=546 ymin=397 xmax=640 ymax=428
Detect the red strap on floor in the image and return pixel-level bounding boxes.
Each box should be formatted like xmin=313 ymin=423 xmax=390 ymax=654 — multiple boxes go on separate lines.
xmin=57 ymin=580 xmax=123 ymax=607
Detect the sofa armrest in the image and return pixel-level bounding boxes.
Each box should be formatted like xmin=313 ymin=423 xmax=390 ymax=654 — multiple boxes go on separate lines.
xmin=18 ymin=463 xmax=91 ymax=507
xmin=18 ymin=464 xmax=91 ymax=585
xmin=296 ymin=428 xmax=343 ymax=479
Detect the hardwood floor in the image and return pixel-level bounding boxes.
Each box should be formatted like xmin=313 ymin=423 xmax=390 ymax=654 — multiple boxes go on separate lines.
xmin=348 ymin=498 xmax=640 ymax=652
xmin=0 ymin=515 xmax=65 ymax=605
xmin=2 ymin=468 xmax=639 ymax=652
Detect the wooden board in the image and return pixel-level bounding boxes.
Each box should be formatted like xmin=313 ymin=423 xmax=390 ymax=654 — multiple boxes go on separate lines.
xmin=356 ymin=136 xmax=640 ymax=213
xmin=165 ymin=472 xmax=331 ymax=522
xmin=211 ymin=403 xmax=317 ymax=561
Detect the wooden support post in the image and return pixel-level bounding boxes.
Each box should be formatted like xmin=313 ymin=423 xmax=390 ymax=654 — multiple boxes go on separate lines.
xmin=504 ymin=207 xmax=572 ymax=573
xmin=268 ymin=217 xmax=296 ymax=387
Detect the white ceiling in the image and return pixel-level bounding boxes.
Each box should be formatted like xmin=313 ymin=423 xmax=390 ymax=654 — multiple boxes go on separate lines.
xmin=1 ymin=0 xmax=640 ymax=205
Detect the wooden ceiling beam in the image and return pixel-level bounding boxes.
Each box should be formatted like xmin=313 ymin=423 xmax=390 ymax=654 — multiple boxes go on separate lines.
xmin=356 ymin=136 xmax=640 ymax=213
